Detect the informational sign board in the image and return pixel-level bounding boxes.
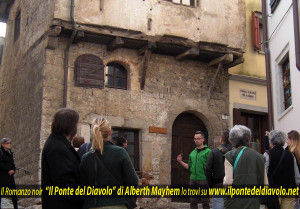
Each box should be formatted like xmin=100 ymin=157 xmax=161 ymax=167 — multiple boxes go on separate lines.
xmin=149 ymin=126 xmax=167 ymax=134
xmin=240 ymin=89 xmax=256 ymax=101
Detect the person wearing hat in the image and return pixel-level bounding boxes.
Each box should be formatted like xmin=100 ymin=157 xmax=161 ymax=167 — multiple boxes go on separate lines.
xmin=0 ymin=138 xmax=18 ymax=209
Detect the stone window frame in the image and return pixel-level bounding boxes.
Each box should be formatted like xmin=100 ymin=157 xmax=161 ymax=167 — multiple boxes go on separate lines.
xmin=105 ymin=62 xmax=128 ymax=90
xmin=282 ymin=56 xmax=292 ymax=110
xmin=111 ymin=128 xmax=140 ymax=171
xmin=164 ymin=0 xmax=195 ymax=7
xmin=274 ymin=46 xmax=293 ymax=117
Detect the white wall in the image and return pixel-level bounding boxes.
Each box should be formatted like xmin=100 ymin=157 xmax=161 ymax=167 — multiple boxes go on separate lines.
xmin=267 ymin=0 xmax=300 ymax=132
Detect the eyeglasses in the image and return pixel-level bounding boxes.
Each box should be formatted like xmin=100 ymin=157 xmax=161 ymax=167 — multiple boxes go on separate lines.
xmin=5 ymin=142 xmax=11 ymax=144
xmin=194 ymin=138 xmax=203 ymax=141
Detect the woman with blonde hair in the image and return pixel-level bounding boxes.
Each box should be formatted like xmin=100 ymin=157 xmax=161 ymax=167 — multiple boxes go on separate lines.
xmin=80 ymin=117 xmax=138 ymax=209
xmin=287 ymin=130 xmax=300 ymax=209
xmin=287 ymin=130 xmax=300 ymax=165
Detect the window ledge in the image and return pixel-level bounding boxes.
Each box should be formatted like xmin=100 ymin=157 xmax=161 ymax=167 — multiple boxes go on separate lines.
xmin=278 ymin=105 xmax=293 ymax=121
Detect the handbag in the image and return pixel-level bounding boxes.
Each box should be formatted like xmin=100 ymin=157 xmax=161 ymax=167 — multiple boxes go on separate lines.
xmin=94 ymin=152 xmax=137 ymax=209
xmin=265 ymin=149 xmax=287 ymax=209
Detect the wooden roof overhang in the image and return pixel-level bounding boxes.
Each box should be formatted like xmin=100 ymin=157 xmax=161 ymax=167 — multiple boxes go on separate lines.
xmin=52 ymin=19 xmax=244 ymax=66
xmin=51 ymin=19 xmax=245 ymax=92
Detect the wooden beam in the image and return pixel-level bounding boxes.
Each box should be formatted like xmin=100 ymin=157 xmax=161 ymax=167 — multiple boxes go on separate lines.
xmin=208 ymin=63 xmax=223 ymax=98
xmin=138 ymin=41 xmax=156 ymax=56
xmin=141 ymin=49 xmax=151 ymax=90
xmin=226 ymin=57 xmax=245 ymax=68
xmin=46 ymin=37 xmax=58 ymax=49
xmin=175 ymin=47 xmax=199 ymax=61
xmin=107 ymin=36 xmax=124 ymax=51
xmin=74 ymin=31 xmax=84 ymax=43
xmin=208 ymin=54 xmax=233 ymax=67
xmin=48 ymin=26 xmax=62 ymax=36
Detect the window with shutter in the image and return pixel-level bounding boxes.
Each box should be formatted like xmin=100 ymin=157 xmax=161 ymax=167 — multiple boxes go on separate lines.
xmin=74 ymin=54 xmax=105 ymax=88
xmin=252 ymin=11 xmax=263 ymax=52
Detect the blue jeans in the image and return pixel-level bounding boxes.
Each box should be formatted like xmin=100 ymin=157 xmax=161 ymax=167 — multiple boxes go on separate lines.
xmin=212 ymin=197 xmax=224 ymax=209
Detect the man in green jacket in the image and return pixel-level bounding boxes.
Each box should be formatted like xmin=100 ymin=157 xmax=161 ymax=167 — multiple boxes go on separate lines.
xmin=177 ymin=131 xmax=211 ymax=209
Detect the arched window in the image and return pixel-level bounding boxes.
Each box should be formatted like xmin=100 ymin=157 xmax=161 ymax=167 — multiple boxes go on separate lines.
xmin=105 ymin=63 xmax=127 ymax=90
xmin=74 ymin=54 xmax=104 ymax=88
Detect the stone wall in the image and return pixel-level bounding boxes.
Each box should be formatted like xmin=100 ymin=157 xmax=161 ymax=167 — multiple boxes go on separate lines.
xmin=41 ymin=39 xmax=229 ymax=187
xmin=0 ymin=0 xmax=54 ymax=187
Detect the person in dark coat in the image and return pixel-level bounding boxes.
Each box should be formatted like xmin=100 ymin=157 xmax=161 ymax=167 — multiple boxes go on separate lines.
xmin=80 ymin=117 xmax=139 ymax=209
xmin=116 ymin=137 xmax=128 ymax=149
xmin=205 ymin=130 xmax=231 ymax=209
xmin=78 ymin=140 xmax=92 ymax=160
xmin=41 ymin=108 xmax=82 ymax=209
xmin=0 ymin=138 xmax=18 ymax=209
xmin=265 ymin=130 xmax=296 ymax=209
xmin=223 ymin=125 xmax=267 ymax=209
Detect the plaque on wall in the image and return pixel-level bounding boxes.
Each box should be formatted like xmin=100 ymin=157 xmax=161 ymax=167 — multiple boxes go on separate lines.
xmin=240 ymin=89 xmax=256 ymax=100
xmin=149 ymin=126 xmax=167 ymax=134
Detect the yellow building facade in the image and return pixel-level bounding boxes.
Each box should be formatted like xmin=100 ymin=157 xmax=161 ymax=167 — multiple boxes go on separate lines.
xmin=229 ymin=0 xmax=268 ymax=153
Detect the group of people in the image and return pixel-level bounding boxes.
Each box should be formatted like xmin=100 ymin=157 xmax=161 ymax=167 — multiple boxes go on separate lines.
xmin=177 ymin=125 xmax=300 ymax=209
xmin=41 ymin=108 xmax=138 ymax=209
xmin=1 ymin=107 xmax=299 ymax=209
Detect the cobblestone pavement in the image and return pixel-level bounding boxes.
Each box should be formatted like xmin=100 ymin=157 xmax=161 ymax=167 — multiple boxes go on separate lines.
xmin=0 ymin=198 xmax=266 ymax=209
xmin=1 ymin=198 xmax=24 ymax=209
xmin=1 ymin=198 xmax=14 ymax=209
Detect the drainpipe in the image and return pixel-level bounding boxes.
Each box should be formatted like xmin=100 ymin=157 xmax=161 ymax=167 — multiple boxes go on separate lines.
xmin=63 ymin=0 xmax=77 ymax=107
xmin=293 ymin=0 xmax=300 ymax=71
xmin=262 ymin=0 xmax=274 ymax=130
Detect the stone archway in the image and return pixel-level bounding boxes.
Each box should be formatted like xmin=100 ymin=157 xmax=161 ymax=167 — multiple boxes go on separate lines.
xmin=171 ymin=112 xmax=208 ymax=202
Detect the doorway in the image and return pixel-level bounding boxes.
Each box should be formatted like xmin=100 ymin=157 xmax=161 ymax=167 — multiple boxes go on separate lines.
xmin=233 ymin=108 xmax=268 ymax=153
xmin=171 ymin=112 xmax=208 ymax=202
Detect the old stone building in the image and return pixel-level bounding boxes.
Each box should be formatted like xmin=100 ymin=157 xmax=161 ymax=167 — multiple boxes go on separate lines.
xmin=0 ymin=0 xmax=245 ymax=207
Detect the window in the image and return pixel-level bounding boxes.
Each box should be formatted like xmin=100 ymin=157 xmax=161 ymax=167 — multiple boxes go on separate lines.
xmin=270 ymin=0 xmax=280 ymax=13
xmin=112 ymin=128 xmax=139 ymax=170
xmin=74 ymin=54 xmax=105 ymax=88
xmin=252 ymin=11 xmax=263 ymax=52
xmin=282 ymin=57 xmax=292 ymax=110
xmin=105 ymin=63 xmax=127 ymax=89
xmin=165 ymin=0 xmax=195 ymax=6
xmin=14 ymin=10 xmax=20 ymax=42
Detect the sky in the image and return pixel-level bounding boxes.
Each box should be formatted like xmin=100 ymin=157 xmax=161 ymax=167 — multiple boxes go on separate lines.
xmin=0 ymin=22 xmax=6 ymax=37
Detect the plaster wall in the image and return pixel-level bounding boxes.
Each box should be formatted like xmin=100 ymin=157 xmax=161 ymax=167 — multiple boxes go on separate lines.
xmin=229 ymin=79 xmax=268 ymax=127
xmin=54 ymin=0 xmax=246 ymax=50
xmin=229 ymin=0 xmax=266 ymax=78
xmin=267 ymin=0 xmax=300 ymax=132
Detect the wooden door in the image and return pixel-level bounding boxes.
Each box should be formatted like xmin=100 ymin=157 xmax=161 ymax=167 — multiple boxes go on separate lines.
xmin=233 ymin=108 xmax=269 ymax=153
xmin=171 ymin=113 xmax=208 ymax=202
